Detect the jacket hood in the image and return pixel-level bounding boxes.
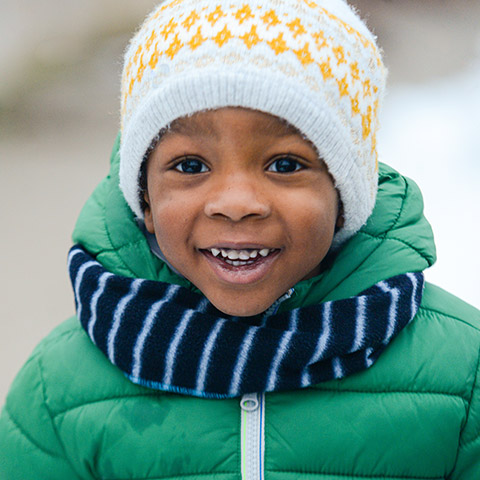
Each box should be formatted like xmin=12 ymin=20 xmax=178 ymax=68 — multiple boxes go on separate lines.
xmin=72 ymin=133 xmax=436 ymax=311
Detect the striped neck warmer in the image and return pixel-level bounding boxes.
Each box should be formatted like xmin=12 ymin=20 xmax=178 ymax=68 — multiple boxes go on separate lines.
xmin=68 ymin=246 xmax=424 ymax=399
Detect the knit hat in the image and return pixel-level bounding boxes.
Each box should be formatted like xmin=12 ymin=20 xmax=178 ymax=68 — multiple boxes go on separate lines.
xmin=119 ymin=0 xmax=387 ymax=244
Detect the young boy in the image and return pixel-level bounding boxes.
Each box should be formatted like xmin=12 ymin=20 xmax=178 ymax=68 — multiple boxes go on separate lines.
xmin=1 ymin=0 xmax=479 ymax=478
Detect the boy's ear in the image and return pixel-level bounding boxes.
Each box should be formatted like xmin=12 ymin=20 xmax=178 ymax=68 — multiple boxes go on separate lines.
xmin=143 ymin=192 xmax=155 ymax=234
xmin=335 ymin=213 xmax=345 ymax=230
xmin=335 ymin=201 xmax=345 ymax=231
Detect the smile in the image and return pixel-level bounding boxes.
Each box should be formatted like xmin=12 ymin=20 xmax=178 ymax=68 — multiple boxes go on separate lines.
xmin=208 ymin=247 xmax=275 ymax=266
xmin=200 ymin=247 xmax=281 ymax=285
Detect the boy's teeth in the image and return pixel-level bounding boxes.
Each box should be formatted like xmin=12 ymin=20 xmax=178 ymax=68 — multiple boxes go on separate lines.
xmin=210 ymin=248 xmax=272 ymax=260
xmin=221 ymin=249 xmax=238 ymax=259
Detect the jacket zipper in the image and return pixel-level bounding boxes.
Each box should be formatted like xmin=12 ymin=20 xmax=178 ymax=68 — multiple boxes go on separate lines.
xmin=240 ymin=393 xmax=265 ymax=480
xmin=239 ymin=289 xmax=294 ymax=480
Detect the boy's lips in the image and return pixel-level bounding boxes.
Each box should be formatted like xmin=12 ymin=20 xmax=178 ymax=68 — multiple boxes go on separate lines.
xmin=199 ymin=247 xmax=281 ymax=285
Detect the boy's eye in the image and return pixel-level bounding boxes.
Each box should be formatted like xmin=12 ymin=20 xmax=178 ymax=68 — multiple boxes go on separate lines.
xmin=173 ymin=157 xmax=209 ymax=174
xmin=267 ymin=156 xmax=304 ymax=173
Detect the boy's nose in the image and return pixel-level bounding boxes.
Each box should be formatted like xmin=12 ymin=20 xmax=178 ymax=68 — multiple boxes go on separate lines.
xmin=204 ymin=176 xmax=271 ymax=222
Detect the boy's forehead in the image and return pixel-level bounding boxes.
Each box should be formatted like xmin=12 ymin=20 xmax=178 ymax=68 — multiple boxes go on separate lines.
xmin=166 ymin=108 xmax=303 ymax=139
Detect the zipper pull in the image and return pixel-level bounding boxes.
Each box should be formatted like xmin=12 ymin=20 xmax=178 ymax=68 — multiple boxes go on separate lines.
xmin=240 ymin=393 xmax=259 ymax=411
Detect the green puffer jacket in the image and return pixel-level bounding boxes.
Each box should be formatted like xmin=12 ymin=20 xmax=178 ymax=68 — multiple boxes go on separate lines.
xmin=1 ymin=135 xmax=480 ymax=480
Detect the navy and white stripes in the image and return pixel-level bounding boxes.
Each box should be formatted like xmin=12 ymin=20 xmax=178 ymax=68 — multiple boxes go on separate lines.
xmin=68 ymin=245 xmax=424 ymax=399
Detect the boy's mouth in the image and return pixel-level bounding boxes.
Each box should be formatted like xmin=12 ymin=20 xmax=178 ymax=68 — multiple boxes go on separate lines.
xmin=199 ymin=246 xmax=281 ymax=282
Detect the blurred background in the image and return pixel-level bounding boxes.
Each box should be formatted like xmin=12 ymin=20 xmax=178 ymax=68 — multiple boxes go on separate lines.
xmin=1 ymin=0 xmax=479 ymax=402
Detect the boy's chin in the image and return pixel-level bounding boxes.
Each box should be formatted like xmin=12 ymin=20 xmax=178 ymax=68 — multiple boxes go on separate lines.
xmin=214 ymin=304 xmax=268 ymax=318
xmin=206 ymin=294 xmax=280 ymax=317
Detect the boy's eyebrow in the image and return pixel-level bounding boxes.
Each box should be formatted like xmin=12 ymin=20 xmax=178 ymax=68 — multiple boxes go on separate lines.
xmin=166 ymin=116 xmax=217 ymax=138
xmin=165 ymin=113 xmax=304 ymax=139
xmin=263 ymin=117 xmax=304 ymax=137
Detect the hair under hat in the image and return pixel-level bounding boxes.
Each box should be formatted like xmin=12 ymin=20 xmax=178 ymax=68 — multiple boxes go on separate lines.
xmin=119 ymin=0 xmax=387 ymax=244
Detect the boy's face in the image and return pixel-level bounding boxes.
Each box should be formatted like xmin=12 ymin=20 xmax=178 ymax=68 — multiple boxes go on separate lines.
xmin=144 ymin=108 xmax=342 ymax=316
